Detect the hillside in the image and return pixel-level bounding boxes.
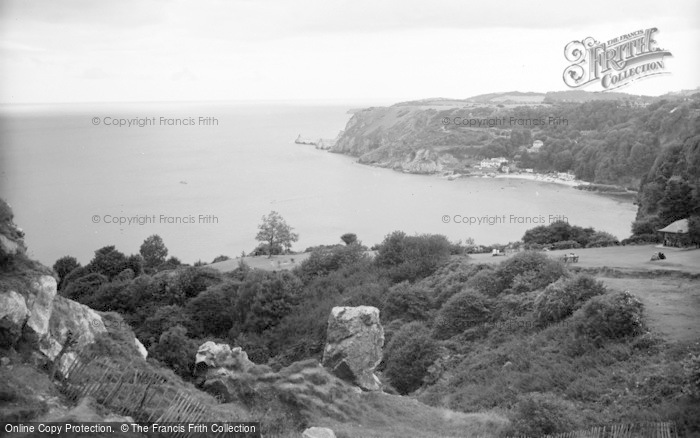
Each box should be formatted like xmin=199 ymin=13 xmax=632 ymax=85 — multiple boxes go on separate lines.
xmin=0 ymin=199 xmax=512 ymax=438
xmin=331 ymin=90 xmax=700 ymax=190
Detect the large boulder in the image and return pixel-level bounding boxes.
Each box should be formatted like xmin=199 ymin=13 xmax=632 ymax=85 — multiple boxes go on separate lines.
xmin=195 ymin=343 xmax=364 ymax=425
xmin=322 ymin=306 xmax=384 ymax=391
xmin=0 ymin=290 xmax=29 ymax=347
xmin=44 ymin=295 xmax=107 ymax=375
xmin=0 ymin=199 xmax=144 ymax=377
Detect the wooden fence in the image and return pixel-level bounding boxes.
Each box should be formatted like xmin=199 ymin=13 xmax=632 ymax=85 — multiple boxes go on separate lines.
xmin=60 ymin=349 xmax=255 ymax=437
xmin=507 ymin=422 xmax=677 ymax=438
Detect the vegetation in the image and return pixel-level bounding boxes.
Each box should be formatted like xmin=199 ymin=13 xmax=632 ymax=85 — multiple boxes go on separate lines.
xmin=42 ymin=216 xmax=699 ymax=435
xmin=255 ymin=211 xmax=299 ymax=257
xmin=139 ymin=234 xmax=168 ymax=270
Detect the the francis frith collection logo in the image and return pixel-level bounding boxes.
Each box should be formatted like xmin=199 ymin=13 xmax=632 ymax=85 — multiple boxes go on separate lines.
xmin=563 ymin=27 xmax=672 ymax=91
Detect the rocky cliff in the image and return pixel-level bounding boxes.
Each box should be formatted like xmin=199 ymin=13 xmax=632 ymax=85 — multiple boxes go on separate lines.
xmin=331 ymin=104 xmax=494 ymax=174
xmin=0 ymin=199 xmax=146 ymax=378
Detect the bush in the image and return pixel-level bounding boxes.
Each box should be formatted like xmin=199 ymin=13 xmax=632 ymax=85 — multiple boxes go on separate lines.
xmin=297 ymin=243 xmax=368 ymax=280
xmin=61 ymin=272 xmax=108 ymax=302
xmin=382 ymin=282 xmax=432 ymax=323
xmin=149 ymin=324 xmax=199 ymax=380
xmin=185 ymin=281 xmax=239 ymax=337
xmin=433 ymin=290 xmax=491 ymax=340
xmin=497 ymin=251 xmax=566 ymax=294
xmin=585 ymin=231 xmax=619 ymax=248
xmin=52 ymin=256 xmax=81 ymax=290
xmin=682 ymin=353 xmax=700 ymax=399
xmin=508 ymin=392 xmax=578 ymax=436
xmin=534 ymin=274 xmax=607 ymax=325
xmin=384 ymin=322 xmax=439 ymax=394
xmin=621 ymin=233 xmax=660 ymax=245
xmin=374 ymin=231 xmax=452 ymax=283
xmin=171 ymin=267 xmax=223 ymax=301
xmin=341 ymin=282 xmax=387 ymax=308
xmin=466 ymin=268 xmax=504 ymax=296
xmin=572 ymin=291 xmax=645 ymax=345
xmin=550 ymin=240 xmax=581 ymax=250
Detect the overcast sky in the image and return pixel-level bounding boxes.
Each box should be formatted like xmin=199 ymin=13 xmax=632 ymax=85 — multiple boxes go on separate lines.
xmin=1 ymin=0 xmax=698 ymax=103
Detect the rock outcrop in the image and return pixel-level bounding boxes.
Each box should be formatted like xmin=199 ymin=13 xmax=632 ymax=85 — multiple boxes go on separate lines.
xmin=195 ymin=341 xmax=255 ymax=373
xmin=0 ymin=199 xmax=144 ymax=377
xmin=194 ymin=342 xmax=364 ymax=425
xmin=322 ymin=306 xmax=384 ymax=391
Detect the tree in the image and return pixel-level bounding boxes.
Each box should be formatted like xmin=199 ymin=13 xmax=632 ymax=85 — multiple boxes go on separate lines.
xmin=340 ymin=233 xmax=358 ymax=245
xmin=688 ymin=216 xmax=700 ymax=248
xmin=255 ymin=211 xmax=299 ymax=258
xmin=140 ymin=235 xmax=168 ymax=269
xmin=87 ymin=246 xmax=128 ymax=279
xmin=53 ymin=256 xmax=81 ymax=290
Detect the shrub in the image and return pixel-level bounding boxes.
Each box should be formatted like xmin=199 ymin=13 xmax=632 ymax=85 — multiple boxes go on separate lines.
xmin=171 ymin=267 xmax=223 ymax=300
xmin=585 ymin=231 xmax=619 ymax=248
xmin=382 ymin=282 xmax=432 ymax=323
xmin=571 ymin=291 xmax=645 ymax=345
xmin=374 ymin=231 xmax=452 ymax=283
xmin=550 ymin=240 xmax=581 ymax=250
xmin=149 ymin=324 xmax=199 ymax=380
xmin=297 ymin=243 xmax=368 ymax=280
xmin=341 ymin=282 xmax=387 ymax=308
xmin=87 ymin=245 xmax=129 ymax=279
xmin=137 ymin=305 xmax=190 ymax=348
xmin=466 ymin=268 xmax=504 ymax=296
xmin=497 ymin=251 xmax=566 ymax=294
xmin=534 ymin=274 xmax=607 ymax=325
xmin=235 ymin=270 xmax=303 ymax=335
xmin=682 ymin=353 xmax=700 ymax=399
xmin=52 ymin=256 xmax=81 ymax=290
xmin=186 ymin=281 xmax=239 ymax=337
xmin=61 ymin=272 xmax=108 ymax=302
xmin=433 ymin=290 xmax=491 ymax=340
xmin=384 ymin=321 xmax=439 ymax=394
xmin=508 ymin=392 xmax=577 ymax=436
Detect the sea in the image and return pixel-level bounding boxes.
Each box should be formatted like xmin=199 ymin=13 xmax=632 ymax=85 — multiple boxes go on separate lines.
xmin=0 ymin=102 xmax=638 ymax=266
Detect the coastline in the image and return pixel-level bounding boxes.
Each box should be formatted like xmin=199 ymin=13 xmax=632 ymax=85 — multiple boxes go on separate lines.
xmin=490 ymin=172 xmax=589 ymax=188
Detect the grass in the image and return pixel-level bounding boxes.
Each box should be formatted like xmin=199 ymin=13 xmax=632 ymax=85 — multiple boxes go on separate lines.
xmin=469 ymin=245 xmax=700 ymax=275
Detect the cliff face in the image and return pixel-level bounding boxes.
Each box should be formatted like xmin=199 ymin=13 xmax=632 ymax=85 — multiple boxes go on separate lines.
xmin=331 ymin=105 xmax=493 ymax=174
xmin=0 ymin=199 xmax=146 ymax=377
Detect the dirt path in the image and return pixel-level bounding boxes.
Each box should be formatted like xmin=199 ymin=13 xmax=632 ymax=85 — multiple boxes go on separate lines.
xmin=600 ymin=277 xmax=700 ymax=343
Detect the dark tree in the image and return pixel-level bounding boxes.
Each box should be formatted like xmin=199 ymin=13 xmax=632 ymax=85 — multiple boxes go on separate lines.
xmin=53 ymin=256 xmax=81 ymax=290
xmin=340 ymin=233 xmax=358 ymax=245
xmin=140 ymin=235 xmax=168 ymax=269
xmin=87 ymin=246 xmax=128 ymax=279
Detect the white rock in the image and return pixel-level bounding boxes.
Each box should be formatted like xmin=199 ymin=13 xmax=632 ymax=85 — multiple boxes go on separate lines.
xmin=0 ymin=290 xmax=29 ymax=326
xmin=25 ymin=275 xmax=57 ymax=339
xmin=195 ymin=341 xmax=254 ymax=372
xmin=135 ymin=338 xmax=148 ymax=359
xmin=302 ymin=427 xmax=336 ymax=438
xmin=322 ymin=306 xmax=384 ymax=391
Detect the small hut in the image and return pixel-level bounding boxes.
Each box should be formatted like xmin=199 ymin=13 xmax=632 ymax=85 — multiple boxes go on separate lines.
xmin=658 ymin=218 xmax=690 ymax=247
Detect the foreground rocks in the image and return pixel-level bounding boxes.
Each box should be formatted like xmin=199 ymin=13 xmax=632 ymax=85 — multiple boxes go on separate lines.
xmin=195 ymin=342 xmax=364 ymax=425
xmin=322 ymin=306 xmax=384 ymax=391
xmin=0 ymin=199 xmax=145 ymax=377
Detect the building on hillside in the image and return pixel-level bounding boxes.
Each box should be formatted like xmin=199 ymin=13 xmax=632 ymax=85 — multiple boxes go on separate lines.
xmin=477 ymin=157 xmax=508 ymax=169
xmin=657 ymin=218 xmax=690 ymax=247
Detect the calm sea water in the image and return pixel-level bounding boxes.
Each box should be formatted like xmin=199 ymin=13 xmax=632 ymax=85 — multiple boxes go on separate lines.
xmin=0 ymin=102 xmax=637 ymax=266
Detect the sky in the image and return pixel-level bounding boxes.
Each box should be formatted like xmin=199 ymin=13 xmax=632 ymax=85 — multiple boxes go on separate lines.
xmin=1 ymin=0 xmax=698 ymax=104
